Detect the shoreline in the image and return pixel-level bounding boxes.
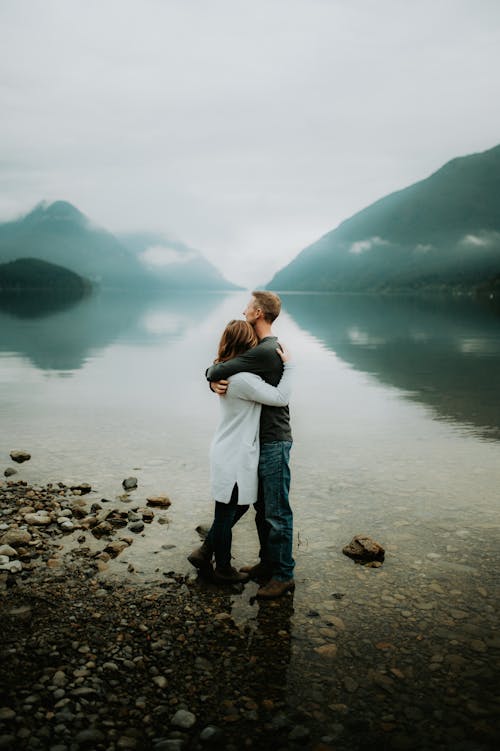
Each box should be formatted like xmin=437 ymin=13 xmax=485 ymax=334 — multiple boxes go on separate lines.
xmin=1 ymin=476 xmax=500 ymax=751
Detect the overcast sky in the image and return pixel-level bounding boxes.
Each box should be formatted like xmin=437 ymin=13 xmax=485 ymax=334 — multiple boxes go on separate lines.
xmin=1 ymin=0 xmax=499 ymax=286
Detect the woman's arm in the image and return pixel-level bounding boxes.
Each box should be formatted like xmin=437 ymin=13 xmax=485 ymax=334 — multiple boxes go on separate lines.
xmin=228 ymin=363 xmax=293 ymax=406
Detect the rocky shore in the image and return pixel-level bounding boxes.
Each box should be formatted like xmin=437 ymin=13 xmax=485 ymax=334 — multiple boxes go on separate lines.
xmin=1 ymin=471 xmax=500 ymax=751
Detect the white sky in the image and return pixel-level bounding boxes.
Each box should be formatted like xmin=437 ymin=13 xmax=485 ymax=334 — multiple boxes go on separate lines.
xmin=1 ymin=0 xmax=499 ymax=287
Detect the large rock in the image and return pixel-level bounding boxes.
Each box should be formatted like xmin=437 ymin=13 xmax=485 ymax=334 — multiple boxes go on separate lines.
xmin=146 ymin=495 xmax=171 ymax=508
xmin=0 ymin=529 xmax=32 ymax=547
xmin=24 ymin=512 xmax=52 ymax=526
xmin=0 ymin=559 xmax=23 ymax=573
xmin=342 ymin=534 xmax=385 ymax=563
xmin=122 ymin=477 xmax=138 ymax=490
xmin=10 ymin=450 xmax=31 ymax=464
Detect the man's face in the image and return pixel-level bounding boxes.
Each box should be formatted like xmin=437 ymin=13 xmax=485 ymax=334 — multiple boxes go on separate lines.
xmin=243 ymin=297 xmax=259 ymax=326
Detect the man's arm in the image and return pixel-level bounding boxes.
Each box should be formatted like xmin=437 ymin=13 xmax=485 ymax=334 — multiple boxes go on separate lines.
xmin=206 ymin=345 xmax=278 ymax=382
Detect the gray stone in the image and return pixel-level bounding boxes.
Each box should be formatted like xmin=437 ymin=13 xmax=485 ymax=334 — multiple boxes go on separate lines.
xmin=74 ymin=728 xmax=105 ymax=744
xmin=122 ymin=477 xmax=138 ymax=490
xmin=288 ymin=725 xmax=310 ymax=741
xmin=153 ymin=741 xmax=184 ymax=751
xmin=3 ymin=468 xmax=17 ymax=477
xmin=199 ymin=725 xmax=223 ymax=742
xmin=0 ymin=560 xmax=22 ymax=573
xmin=171 ymin=709 xmax=196 ymax=729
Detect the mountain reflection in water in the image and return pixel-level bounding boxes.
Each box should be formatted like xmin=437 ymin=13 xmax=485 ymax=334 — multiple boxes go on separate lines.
xmin=0 ymin=290 xmax=222 ymax=372
xmin=281 ymin=293 xmax=500 ymax=440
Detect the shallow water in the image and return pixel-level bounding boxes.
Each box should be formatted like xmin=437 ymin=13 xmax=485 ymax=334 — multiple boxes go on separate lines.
xmin=1 ymin=289 xmax=499 ymax=747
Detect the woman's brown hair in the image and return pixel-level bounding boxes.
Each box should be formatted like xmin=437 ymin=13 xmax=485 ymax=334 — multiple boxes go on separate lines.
xmin=215 ymin=320 xmax=258 ymax=363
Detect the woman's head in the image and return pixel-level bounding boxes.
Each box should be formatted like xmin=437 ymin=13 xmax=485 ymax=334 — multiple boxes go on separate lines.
xmin=216 ymin=319 xmax=258 ymax=363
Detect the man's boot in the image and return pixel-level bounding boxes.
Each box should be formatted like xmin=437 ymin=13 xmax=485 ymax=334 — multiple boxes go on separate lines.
xmin=239 ymin=560 xmax=272 ymax=583
xmin=256 ymin=578 xmax=295 ymax=599
xmin=213 ymin=565 xmax=250 ymax=584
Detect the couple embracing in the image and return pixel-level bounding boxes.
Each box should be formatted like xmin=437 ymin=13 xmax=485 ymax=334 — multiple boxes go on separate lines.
xmin=188 ymin=291 xmax=295 ymax=599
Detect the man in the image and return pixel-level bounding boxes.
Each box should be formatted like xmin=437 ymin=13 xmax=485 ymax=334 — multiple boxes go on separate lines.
xmin=206 ymin=290 xmax=295 ymax=599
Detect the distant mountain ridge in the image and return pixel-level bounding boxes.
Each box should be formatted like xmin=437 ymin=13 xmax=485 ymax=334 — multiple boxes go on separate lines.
xmin=118 ymin=232 xmax=241 ymax=290
xmin=0 ymin=201 xmax=238 ymax=291
xmin=267 ymin=144 xmax=500 ymax=293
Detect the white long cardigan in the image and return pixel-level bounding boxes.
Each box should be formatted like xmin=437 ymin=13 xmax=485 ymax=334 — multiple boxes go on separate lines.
xmin=209 ymin=363 xmax=293 ymax=505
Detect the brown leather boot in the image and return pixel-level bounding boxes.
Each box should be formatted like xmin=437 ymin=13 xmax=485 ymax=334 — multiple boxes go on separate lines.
xmin=256 ymin=578 xmax=295 ymax=599
xmin=187 ymin=542 xmax=213 ymax=576
xmin=213 ymin=565 xmax=250 ymax=584
xmin=239 ymin=561 xmax=272 ymax=582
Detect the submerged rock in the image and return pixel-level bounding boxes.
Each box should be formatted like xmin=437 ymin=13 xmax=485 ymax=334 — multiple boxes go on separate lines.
xmin=9 ymin=450 xmax=31 ymax=464
xmin=122 ymin=477 xmax=138 ymax=490
xmin=70 ymin=482 xmax=92 ymax=495
xmin=4 ymin=468 xmax=17 ymax=477
xmin=342 ymin=534 xmax=385 ymax=563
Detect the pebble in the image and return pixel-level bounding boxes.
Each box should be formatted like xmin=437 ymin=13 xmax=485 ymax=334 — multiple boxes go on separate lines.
xmin=129 ymin=521 xmax=145 ymax=533
xmin=122 ymin=477 xmax=138 ymax=490
xmin=171 ymin=709 xmax=196 ymax=729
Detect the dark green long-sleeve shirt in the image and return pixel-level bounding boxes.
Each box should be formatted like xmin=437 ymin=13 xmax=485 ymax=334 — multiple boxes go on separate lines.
xmin=205 ymin=336 xmax=292 ymax=444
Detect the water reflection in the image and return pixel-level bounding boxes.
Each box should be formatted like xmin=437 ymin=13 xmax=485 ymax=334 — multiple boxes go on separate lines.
xmin=0 ymin=290 xmax=223 ymax=373
xmin=282 ymin=293 xmax=500 ymax=440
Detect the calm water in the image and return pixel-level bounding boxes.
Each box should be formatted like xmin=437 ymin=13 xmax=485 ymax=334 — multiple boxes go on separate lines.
xmin=2 ymin=289 xmax=500 ymax=746
xmin=1 ymin=289 xmax=499 ymax=579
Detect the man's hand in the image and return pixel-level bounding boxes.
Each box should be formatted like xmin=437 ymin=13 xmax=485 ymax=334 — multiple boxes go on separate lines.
xmin=210 ymin=379 xmax=229 ymax=395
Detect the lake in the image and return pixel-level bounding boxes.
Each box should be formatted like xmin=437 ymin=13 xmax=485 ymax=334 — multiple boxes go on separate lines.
xmin=1 ymin=289 xmax=500 ymax=746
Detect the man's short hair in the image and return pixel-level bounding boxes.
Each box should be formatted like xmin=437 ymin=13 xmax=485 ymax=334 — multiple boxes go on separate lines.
xmin=251 ymin=291 xmax=282 ymax=323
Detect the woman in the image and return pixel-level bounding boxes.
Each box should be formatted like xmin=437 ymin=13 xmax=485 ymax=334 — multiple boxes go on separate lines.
xmin=188 ymin=319 xmax=292 ymax=584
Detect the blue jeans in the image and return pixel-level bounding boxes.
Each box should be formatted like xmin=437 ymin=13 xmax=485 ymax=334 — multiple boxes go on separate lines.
xmin=206 ymin=484 xmax=248 ymax=568
xmin=255 ymin=440 xmax=294 ymax=581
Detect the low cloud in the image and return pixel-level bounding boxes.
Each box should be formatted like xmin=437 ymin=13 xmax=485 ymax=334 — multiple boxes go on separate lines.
xmin=349 ymin=236 xmax=388 ymax=255
xmin=140 ymin=245 xmax=197 ymax=267
xmin=414 ymin=243 xmax=433 ymax=253
xmin=460 ymin=232 xmax=500 ymax=248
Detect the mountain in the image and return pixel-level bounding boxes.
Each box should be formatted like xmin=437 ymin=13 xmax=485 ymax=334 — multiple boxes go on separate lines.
xmin=0 ymin=258 xmax=90 ymax=317
xmin=0 ymin=201 xmax=238 ymax=290
xmin=267 ymin=144 xmax=500 ymax=293
xmin=118 ymin=232 xmax=240 ymax=290
xmin=0 ymin=201 xmax=144 ymax=287
xmin=0 ymin=257 xmax=89 ymax=291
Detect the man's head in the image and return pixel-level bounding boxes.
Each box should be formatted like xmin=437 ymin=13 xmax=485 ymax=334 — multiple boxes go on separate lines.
xmin=244 ymin=291 xmax=282 ymax=327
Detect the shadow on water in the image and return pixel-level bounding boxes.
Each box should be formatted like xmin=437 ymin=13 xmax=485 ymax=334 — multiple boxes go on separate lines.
xmin=0 ymin=289 xmax=224 ymax=373
xmin=282 ymin=293 xmax=500 ymax=440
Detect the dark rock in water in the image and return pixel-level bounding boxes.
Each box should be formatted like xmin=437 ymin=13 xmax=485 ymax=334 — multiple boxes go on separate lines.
xmin=342 ymin=534 xmax=385 ymax=563
xmin=10 ymin=450 xmax=31 ymax=464
xmin=71 ymin=482 xmax=92 ymax=494
xmin=129 ymin=521 xmax=144 ymax=534
xmin=4 ymin=468 xmax=17 ymax=477
xmin=122 ymin=477 xmax=138 ymax=490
